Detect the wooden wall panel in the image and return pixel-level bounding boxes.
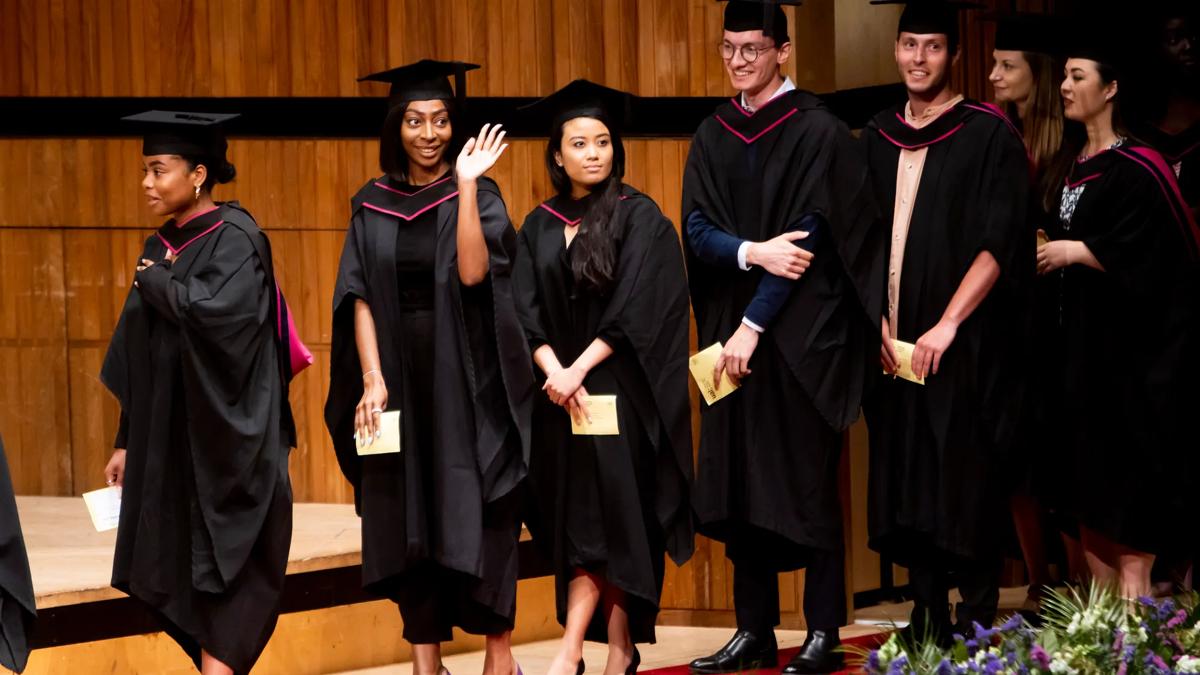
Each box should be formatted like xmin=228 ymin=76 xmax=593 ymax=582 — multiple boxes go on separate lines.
xmin=0 ymin=0 xmax=923 ymax=98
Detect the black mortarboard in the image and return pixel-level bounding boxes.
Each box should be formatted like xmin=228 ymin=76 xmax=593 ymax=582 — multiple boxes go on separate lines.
xmin=358 ymin=59 xmax=480 ymax=109
xmin=121 ymin=110 xmax=238 ymax=158
xmin=721 ymin=1 xmax=803 ymax=44
xmin=871 ymin=0 xmax=982 ymax=48
xmin=519 ymin=79 xmax=635 ymax=134
xmin=1062 ymin=12 xmax=1123 ymax=70
xmin=991 ymin=12 xmax=1064 ymax=55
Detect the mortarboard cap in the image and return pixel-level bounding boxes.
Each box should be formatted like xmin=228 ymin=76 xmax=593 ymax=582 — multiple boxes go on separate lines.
xmin=721 ymin=1 xmax=803 ymax=44
xmin=991 ymin=12 xmax=1065 ymax=56
xmin=519 ymin=79 xmax=635 ymax=135
xmin=358 ymin=59 xmax=480 ymax=110
xmin=121 ymin=110 xmax=238 ymax=158
xmin=871 ymin=0 xmax=983 ymax=49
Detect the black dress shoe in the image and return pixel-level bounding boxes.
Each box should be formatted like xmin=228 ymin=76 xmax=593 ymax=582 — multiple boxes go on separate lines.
xmin=626 ymin=647 xmax=641 ymax=675
xmin=782 ymin=630 xmax=843 ymax=674
xmin=689 ymin=630 xmax=778 ymax=674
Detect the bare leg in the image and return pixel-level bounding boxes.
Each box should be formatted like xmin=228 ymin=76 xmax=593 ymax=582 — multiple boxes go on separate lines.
xmin=412 ymin=643 xmax=445 ymax=675
xmin=482 ymin=631 xmax=516 ymax=675
xmin=548 ymin=570 xmax=603 ymax=675
xmin=200 ymin=651 xmax=234 ymax=675
xmin=1080 ymin=527 xmax=1118 ymax=587
xmin=1117 ymin=548 xmax=1155 ymax=600
xmin=1062 ymin=532 xmax=1090 ymax=586
xmin=601 ymin=586 xmax=634 ymax=675
xmin=1011 ymin=495 xmax=1051 ymax=604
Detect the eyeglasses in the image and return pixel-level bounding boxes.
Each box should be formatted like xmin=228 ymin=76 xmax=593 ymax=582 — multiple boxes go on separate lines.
xmin=719 ymin=41 xmax=776 ymax=64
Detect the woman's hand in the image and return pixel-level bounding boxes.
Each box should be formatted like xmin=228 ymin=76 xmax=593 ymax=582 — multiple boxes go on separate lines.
xmin=714 ymin=323 xmax=759 ymax=386
xmin=104 ymin=450 xmax=126 ymax=487
xmin=355 ymin=371 xmax=389 ymax=446
xmin=543 ymin=364 xmax=585 ymax=406
xmin=1037 ymin=240 xmax=1075 ymax=275
xmin=456 ymin=123 xmax=509 ymax=184
xmin=566 ymin=386 xmax=592 ymax=426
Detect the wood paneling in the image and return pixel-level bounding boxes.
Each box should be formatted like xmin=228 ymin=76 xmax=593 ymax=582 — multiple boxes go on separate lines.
xmin=0 ymin=0 xmax=851 ymax=98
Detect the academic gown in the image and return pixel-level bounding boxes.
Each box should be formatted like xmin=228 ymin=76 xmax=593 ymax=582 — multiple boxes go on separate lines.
xmin=682 ymin=90 xmax=885 ymax=569
xmin=324 ymin=174 xmax=533 ymax=635
xmin=862 ymin=101 xmax=1032 ymax=564
xmin=1044 ymin=144 xmax=1200 ymax=554
xmin=1133 ymin=121 xmax=1200 ymax=216
xmin=0 ymin=436 xmax=34 ymax=674
xmin=100 ymin=203 xmax=295 ymax=674
xmin=513 ymin=186 xmax=693 ymax=645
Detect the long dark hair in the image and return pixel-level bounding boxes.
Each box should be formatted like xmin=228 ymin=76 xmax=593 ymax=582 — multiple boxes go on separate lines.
xmin=1043 ymin=60 xmax=1125 ymax=212
xmin=546 ymin=114 xmax=626 ymax=295
xmin=379 ymin=98 xmax=464 ymax=181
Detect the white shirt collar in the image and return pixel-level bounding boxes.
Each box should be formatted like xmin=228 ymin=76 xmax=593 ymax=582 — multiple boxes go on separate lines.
xmin=741 ymin=77 xmax=795 ymax=113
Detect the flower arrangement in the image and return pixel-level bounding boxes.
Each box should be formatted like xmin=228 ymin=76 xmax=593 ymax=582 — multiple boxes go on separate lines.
xmin=855 ymin=583 xmax=1200 ymax=674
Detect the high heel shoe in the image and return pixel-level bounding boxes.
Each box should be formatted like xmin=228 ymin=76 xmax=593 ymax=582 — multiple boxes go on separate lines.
xmin=575 ymin=659 xmax=585 ymax=675
xmin=626 ymin=647 xmax=641 ymax=675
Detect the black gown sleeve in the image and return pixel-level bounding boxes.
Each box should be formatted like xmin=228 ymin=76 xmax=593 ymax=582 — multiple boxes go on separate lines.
xmin=513 ymin=218 xmax=550 ymax=350
xmin=0 ymin=436 xmax=34 ymax=674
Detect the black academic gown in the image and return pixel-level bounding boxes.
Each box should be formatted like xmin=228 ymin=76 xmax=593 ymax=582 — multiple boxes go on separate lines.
xmin=1044 ymin=144 xmax=1200 ymax=554
xmin=682 ymin=90 xmax=884 ymax=569
xmin=514 ymin=186 xmax=693 ymax=644
xmin=1133 ymin=121 xmax=1200 ymax=217
xmin=862 ymin=101 xmax=1032 ymax=564
xmin=100 ymin=203 xmax=295 ymax=674
xmin=0 ymin=436 xmax=34 ymax=674
xmin=324 ymin=174 xmax=533 ymax=635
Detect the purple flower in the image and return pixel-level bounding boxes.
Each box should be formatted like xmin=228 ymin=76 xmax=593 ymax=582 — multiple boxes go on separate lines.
xmin=1167 ymin=609 xmax=1188 ymax=629
xmin=1030 ymin=644 xmax=1051 ymax=669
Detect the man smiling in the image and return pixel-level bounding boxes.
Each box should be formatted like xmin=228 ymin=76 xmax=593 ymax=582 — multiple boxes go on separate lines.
xmin=862 ymin=0 xmax=1032 ymax=642
xmin=683 ymin=1 xmax=885 ymax=673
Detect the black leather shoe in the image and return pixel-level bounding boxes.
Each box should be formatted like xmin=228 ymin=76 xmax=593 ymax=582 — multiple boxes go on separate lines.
xmin=626 ymin=647 xmax=641 ymax=675
xmin=689 ymin=630 xmax=778 ymax=674
xmin=782 ymin=630 xmax=843 ymax=674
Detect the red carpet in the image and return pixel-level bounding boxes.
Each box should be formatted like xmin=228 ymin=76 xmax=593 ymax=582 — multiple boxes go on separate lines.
xmin=640 ymin=631 xmax=889 ymax=675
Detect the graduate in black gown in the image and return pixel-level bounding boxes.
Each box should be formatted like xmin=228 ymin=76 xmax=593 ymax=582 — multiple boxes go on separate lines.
xmin=0 ymin=435 xmax=34 ymax=674
xmin=862 ymin=0 xmax=1032 ymax=639
xmin=324 ymin=60 xmax=533 ymax=675
xmin=512 ymin=80 xmax=693 ymax=675
xmin=1129 ymin=3 xmax=1200 ymax=220
xmin=684 ymin=2 xmax=885 ymax=672
xmin=101 ymin=111 xmax=297 ymax=675
xmin=1038 ymin=24 xmax=1200 ymax=599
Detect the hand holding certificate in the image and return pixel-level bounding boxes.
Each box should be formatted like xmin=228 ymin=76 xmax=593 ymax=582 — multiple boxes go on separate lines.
xmin=356 ymin=410 xmax=402 ymax=455
xmin=570 ymin=395 xmax=620 ymax=436
xmin=884 ymin=339 xmax=925 ymax=385
xmin=689 ymin=343 xmax=741 ymax=405
xmin=82 ymin=486 xmax=122 ymax=532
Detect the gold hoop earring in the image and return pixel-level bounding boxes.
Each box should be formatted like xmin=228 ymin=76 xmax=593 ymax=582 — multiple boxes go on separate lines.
xmin=194 ymin=185 xmax=201 ymax=200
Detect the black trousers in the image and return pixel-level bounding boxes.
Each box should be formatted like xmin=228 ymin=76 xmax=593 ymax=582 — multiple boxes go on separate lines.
xmin=907 ymin=556 xmax=1001 ymax=637
xmin=733 ymin=545 xmax=847 ymax=637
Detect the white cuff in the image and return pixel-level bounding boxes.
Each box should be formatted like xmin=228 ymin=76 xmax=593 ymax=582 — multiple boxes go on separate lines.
xmin=741 ymin=317 xmax=764 ymax=333
xmin=737 ymin=241 xmax=752 ymax=270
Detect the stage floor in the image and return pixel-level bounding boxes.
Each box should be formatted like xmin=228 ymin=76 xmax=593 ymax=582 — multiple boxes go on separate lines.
xmin=20 ymin=495 xmax=362 ymax=609
xmin=333 ymin=625 xmax=886 ymax=675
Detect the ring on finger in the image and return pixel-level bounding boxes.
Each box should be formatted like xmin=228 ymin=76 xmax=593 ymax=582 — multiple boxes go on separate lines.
xmin=371 ymin=408 xmax=383 ymax=415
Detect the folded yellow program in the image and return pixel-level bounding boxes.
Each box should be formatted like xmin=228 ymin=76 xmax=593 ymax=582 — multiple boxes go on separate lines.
xmin=886 ymin=339 xmax=925 ymax=385
xmin=82 ymin=485 xmax=122 ymax=532
xmin=357 ymin=410 xmax=402 ymax=455
xmin=1036 ymin=229 xmax=1050 ymax=248
xmin=689 ymin=342 xmax=741 ymax=406
xmin=570 ymin=395 xmax=620 ymax=436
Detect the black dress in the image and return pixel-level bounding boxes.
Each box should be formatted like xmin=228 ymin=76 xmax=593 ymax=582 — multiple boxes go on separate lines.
xmin=100 ymin=203 xmax=295 ymax=674
xmin=1045 ymin=144 xmax=1200 ymax=554
xmin=514 ymin=186 xmax=693 ymax=644
xmin=325 ymin=174 xmax=533 ymax=643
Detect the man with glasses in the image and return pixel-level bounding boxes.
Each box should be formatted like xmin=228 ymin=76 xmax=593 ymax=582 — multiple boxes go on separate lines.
xmin=683 ymin=1 xmax=884 ymax=673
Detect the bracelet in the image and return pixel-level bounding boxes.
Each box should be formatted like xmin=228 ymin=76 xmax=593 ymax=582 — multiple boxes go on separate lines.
xmin=362 ymin=369 xmax=380 ymax=380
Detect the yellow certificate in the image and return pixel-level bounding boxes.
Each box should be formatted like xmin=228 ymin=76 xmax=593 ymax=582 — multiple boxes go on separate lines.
xmin=1036 ymin=229 xmax=1050 ymax=248
xmin=570 ymin=395 xmax=620 ymax=436
xmin=82 ymin=486 xmax=122 ymax=532
xmin=689 ymin=342 xmax=741 ymax=406
xmin=886 ymin=339 xmax=925 ymax=385
xmin=357 ymin=410 xmax=402 ymax=455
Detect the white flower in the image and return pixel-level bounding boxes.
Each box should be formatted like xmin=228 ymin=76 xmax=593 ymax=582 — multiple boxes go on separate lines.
xmin=1050 ymin=656 xmax=1077 ymax=674
xmin=1177 ymin=656 xmax=1200 ymax=674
